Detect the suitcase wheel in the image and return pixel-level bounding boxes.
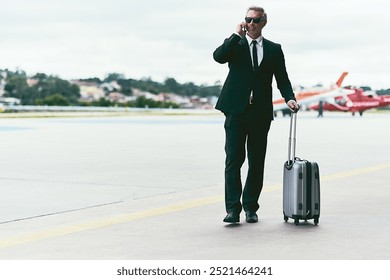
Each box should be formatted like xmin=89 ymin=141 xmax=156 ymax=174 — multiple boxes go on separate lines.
xmin=314 ymin=217 xmax=319 ymax=225
xmin=284 ymin=215 xmax=288 ymax=222
xmin=294 ymin=218 xmax=299 ymax=225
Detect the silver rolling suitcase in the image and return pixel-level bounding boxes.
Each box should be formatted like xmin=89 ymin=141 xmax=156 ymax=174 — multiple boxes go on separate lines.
xmin=283 ymin=112 xmax=320 ymax=225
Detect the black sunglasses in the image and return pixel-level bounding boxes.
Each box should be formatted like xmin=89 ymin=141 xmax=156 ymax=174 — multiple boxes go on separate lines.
xmin=245 ymin=17 xmax=264 ymax=24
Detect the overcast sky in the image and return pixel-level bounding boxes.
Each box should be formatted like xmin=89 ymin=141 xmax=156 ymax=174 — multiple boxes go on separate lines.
xmin=1 ymin=0 xmax=389 ymax=89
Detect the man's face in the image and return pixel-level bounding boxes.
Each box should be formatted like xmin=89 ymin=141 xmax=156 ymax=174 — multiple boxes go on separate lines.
xmin=245 ymin=10 xmax=266 ymax=38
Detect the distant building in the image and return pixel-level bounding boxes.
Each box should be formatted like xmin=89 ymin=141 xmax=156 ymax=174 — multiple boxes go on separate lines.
xmin=72 ymin=81 xmax=105 ymax=101
xmin=131 ymin=88 xmax=159 ymax=101
xmin=101 ymin=81 xmax=122 ymax=92
xmin=0 ymin=71 xmax=5 ymax=96
xmin=107 ymin=92 xmax=126 ymax=103
xmin=157 ymin=92 xmax=191 ymax=107
xmin=0 ymin=83 xmax=4 ymax=97
xmin=0 ymin=97 xmax=21 ymax=105
xmin=27 ymin=78 xmax=39 ymax=87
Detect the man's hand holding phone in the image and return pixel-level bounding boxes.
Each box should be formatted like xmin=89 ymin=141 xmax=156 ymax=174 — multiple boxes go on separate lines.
xmin=236 ymin=22 xmax=247 ymax=37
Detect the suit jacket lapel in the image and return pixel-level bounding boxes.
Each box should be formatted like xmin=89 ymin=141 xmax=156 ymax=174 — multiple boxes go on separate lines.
xmin=238 ymin=37 xmax=253 ymax=71
xmin=259 ymin=38 xmax=270 ymax=69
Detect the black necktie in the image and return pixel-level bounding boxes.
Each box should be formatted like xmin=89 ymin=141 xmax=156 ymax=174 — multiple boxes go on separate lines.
xmin=252 ymin=40 xmax=258 ymax=71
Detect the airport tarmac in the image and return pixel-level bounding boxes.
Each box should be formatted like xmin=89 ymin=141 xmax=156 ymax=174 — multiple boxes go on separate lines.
xmin=0 ymin=110 xmax=389 ymax=259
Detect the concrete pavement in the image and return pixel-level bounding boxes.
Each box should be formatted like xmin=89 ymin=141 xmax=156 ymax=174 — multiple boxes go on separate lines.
xmin=0 ymin=111 xmax=389 ymax=259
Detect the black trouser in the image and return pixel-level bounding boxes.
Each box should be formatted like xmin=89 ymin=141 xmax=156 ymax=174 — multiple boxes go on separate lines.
xmin=224 ymin=105 xmax=271 ymax=214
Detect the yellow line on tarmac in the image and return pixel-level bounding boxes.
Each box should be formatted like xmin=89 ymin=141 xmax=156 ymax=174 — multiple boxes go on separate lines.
xmin=0 ymin=195 xmax=223 ymax=249
xmin=0 ymin=162 xmax=389 ymax=249
xmin=321 ymin=162 xmax=390 ymax=181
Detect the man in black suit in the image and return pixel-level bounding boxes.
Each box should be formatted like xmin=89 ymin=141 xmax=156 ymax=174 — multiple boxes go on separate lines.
xmin=213 ymin=6 xmax=299 ymax=223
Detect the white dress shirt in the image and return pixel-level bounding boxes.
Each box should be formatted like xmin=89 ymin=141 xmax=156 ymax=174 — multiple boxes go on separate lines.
xmin=246 ymin=34 xmax=263 ymax=67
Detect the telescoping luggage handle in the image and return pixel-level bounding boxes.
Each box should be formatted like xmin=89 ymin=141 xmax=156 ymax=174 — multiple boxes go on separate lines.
xmin=287 ymin=112 xmax=297 ymax=166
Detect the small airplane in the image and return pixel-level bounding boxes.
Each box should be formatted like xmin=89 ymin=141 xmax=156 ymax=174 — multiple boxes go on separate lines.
xmin=309 ymin=87 xmax=390 ymax=116
xmin=273 ymin=72 xmax=355 ymax=116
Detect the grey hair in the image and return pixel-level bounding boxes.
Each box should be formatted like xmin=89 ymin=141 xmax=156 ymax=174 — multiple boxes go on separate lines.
xmin=247 ymin=6 xmax=267 ymax=19
xmin=247 ymin=6 xmax=265 ymax=13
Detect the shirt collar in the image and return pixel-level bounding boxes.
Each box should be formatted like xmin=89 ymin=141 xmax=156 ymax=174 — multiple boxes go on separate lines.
xmin=245 ymin=34 xmax=263 ymax=47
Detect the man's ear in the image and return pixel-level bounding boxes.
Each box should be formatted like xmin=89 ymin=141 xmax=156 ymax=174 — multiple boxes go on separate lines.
xmin=262 ymin=13 xmax=267 ymax=27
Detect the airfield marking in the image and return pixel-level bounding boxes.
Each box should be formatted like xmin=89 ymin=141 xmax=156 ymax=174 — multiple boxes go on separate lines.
xmin=321 ymin=162 xmax=390 ymax=181
xmin=0 ymin=195 xmax=223 ymax=249
xmin=0 ymin=162 xmax=389 ymax=249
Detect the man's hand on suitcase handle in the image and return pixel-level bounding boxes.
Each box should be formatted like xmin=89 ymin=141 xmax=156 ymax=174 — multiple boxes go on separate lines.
xmin=287 ymin=100 xmax=300 ymax=113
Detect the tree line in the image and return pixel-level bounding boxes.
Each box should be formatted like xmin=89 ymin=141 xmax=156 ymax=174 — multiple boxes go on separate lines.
xmin=0 ymin=69 xmax=221 ymax=107
xmin=2 ymin=70 xmax=80 ymax=106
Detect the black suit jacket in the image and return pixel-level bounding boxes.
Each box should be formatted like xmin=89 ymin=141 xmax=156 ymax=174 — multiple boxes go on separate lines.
xmin=213 ymin=34 xmax=296 ymax=118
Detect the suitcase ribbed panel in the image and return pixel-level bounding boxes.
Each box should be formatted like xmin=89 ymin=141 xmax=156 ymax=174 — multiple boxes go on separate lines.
xmin=283 ymin=159 xmax=320 ymax=222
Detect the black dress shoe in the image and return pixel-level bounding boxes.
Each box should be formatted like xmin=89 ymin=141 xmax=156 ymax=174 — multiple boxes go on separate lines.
xmin=223 ymin=212 xmax=240 ymax=223
xmin=245 ymin=211 xmax=258 ymax=223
